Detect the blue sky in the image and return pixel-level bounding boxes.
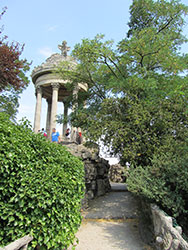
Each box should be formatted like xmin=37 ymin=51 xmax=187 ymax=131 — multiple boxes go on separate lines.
xmin=0 ymin=0 xmax=133 ymax=130
xmin=0 ymin=0 xmax=188 ymax=132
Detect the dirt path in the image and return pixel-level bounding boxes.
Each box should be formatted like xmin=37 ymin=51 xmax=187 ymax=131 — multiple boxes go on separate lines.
xmin=73 ymin=183 xmax=153 ymax=250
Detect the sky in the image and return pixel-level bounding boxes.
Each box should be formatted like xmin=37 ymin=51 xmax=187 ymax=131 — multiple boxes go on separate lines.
xmin=0 ymin=0 xmax=188 ymax=135
xmin=0 ymin=0 xmax=133 ymax=129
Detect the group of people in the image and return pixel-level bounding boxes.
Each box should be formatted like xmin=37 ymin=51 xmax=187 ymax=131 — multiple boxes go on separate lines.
xmin=38 ymin=128 xmax=47 ymax=137
xmin=38 ymin=127 xmax=82 ymax=144
xmin=38 ymin=128 xmax=63 ymax=143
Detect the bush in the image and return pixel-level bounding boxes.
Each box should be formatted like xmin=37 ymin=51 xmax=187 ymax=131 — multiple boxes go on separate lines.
xmin=0 ymin=112 xmax=85 ymax=249
xmin=127 ymin=137 xmax=188 ymax=230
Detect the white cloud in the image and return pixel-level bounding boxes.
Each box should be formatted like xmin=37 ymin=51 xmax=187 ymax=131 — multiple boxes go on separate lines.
xmin=38 ymin=47 xmax=54 ymax=58
xmin=47 ymin=25 xmax=58 ymax=32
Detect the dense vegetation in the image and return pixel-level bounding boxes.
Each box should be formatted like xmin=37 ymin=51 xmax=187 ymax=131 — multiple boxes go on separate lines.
xmin=57 ymin=0 xmax=188 ymax=232
xmin=0 ymin=112 xmax=85 ymax=249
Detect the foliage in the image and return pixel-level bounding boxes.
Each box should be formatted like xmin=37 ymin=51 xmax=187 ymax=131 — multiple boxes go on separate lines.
xmin=0 ymin=41 xmax=29 ymax=92
xmin=57 ymin=0 xmax=188 ymax=162
xmin=127 ymin=0 xmax=188 ymax=38
xmin=78 ymin=80 xmax=187 ymax=167
xmin=57 ymin=34 xmax=118 ymax=110
xmin=0 ymin=7 xmax=30 ymax=118
xmin=57 ymin=0 xmax=188 ymax=226
xmin=127 ymin=137 xmax=188 ymax=223
xmin=0 ymin=112 xmax=85 ymax=249
xmin=0 ymin=85 xmax=24 ymax=120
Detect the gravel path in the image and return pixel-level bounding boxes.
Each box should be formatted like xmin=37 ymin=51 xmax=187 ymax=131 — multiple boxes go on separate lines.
xmin=72 ymin=183 xmax=153 ymax=250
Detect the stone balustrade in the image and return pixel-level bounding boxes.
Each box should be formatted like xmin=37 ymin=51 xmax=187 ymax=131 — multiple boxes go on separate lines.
xmin=151 ymin=204 xmax=188 ymax=250
xmin=0 ymin=235 xmax=33 ymax=250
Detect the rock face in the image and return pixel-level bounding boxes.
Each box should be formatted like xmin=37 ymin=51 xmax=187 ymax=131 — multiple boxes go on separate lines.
xmin=63 ymin=142 xmax=111 ymax=207
xmin=139 ymin=200 xmax=188 ymax=250
xmin=109 ymin=164 xmax=126 ymax=183
xmin=151 ymin=204 xmax=188 ymax=250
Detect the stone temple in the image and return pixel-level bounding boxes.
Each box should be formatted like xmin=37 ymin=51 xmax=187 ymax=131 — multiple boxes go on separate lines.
xmin=31 ymin=41 xmax=87 ymax=138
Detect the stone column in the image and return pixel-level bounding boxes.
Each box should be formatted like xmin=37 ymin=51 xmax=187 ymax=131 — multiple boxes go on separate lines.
xmin=72 ymin=85 xmax=79 ymax=109
xmin=46 ymin=98 xmax=52 ymax=137
xmin=62 ymin=102 xmax=68 ymax=136
xmin=71 ymin=85 xmax=79 ymax=142
xmin=49 ymin=83 xmax=59 ymax=133
xmin=33 ymin=86 xmax=42 ymax=133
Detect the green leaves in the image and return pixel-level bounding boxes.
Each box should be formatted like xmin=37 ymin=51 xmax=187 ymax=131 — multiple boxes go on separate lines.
xmin=0 ymin=113 xmax=85 ymax=249
xmin=55 ymin=0 xmax=188 ymax=234
xmin=119 ymin=0 xmax=188 ymax=77
xmin=127 ymin=0 xmax=188 ymax=38
xmin=127 ymin=137 xmax=188 ymax=219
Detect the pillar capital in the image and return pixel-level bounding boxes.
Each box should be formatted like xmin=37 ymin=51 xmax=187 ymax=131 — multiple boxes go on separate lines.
xmin=51 ymin=83 xmax=60 ymax=90
xmin=35 ymin=85 xmax=42 ymax=95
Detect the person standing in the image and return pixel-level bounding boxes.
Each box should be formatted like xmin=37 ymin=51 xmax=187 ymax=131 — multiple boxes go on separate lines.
xmin=76 ymin=131 xmax=82 ymax=144
xmin=51 ymin=128 xmax=60 ymax=143
xmin=65 ymin=128 xmax=70 ymax=139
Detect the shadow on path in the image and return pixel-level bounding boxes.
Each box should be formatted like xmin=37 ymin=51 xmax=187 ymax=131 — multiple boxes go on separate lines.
xmin=74 ymin=183 xmax=154 ymax=250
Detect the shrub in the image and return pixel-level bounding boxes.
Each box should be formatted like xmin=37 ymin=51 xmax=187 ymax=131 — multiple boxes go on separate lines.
xmin=127 ymin=136 xmax=188 ymax=230
xmin=0 ymin=112 xmax=85 ymax=249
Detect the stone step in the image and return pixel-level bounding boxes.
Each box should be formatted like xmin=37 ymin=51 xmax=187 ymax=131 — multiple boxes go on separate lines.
xmin=61 ymin=141 xmax=76 ymax=145
xmin=82 ymin=218 xmax=138 ymax=223
xmin=74 ymin=190 xmax=155 ymax=250
xmin=110 ymin=182 xmax=128 ymax=192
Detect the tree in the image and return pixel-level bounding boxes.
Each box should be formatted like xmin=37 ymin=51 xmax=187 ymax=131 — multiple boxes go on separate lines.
xmin=127 ymin=0 xmax=187 ymax=38
xmin=58 ymin=0 xmax=188 ymax=164
xmin=57 ymin=0 xmax=188 ymax=229
xmin=0 ymin=7 xmax=30 ymax=119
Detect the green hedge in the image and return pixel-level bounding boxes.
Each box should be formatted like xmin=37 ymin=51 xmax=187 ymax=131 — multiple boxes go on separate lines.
xmin=0 ymin=113 xmax=85 ymax=249
xmin=127 ymin=137 xmax=188 ymax=228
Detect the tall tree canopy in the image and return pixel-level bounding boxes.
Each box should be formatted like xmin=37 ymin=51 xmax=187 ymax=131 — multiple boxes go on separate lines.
xmin=58 ymin=0 xmax=188 ymax=165
xmin=0 ymin=7 xmax=30 ymax=119
xmin=57 ymin=0 xmax=188 ymax=230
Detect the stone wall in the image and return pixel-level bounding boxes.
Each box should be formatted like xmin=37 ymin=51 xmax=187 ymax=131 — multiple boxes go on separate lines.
xmin=151 ymin=204 xmax=188 ymax=250
xmin=63 ymin=142 xmax=111 ymax=207
xmin=109 ymin=163 xmax=126 ymax=183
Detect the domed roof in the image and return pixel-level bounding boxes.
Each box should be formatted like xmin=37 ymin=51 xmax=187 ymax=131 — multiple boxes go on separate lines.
xmin=31 ymin=41 xmax=76 ymax=83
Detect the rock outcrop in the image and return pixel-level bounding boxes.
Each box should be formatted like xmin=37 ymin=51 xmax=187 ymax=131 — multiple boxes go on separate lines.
xmin=63 ymin=142 xmax=111 ymax=207
xmin=151 ymin=204 xmax=188 ymax=250
xmin=109 ymin=163 xmax=126 ymax=183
